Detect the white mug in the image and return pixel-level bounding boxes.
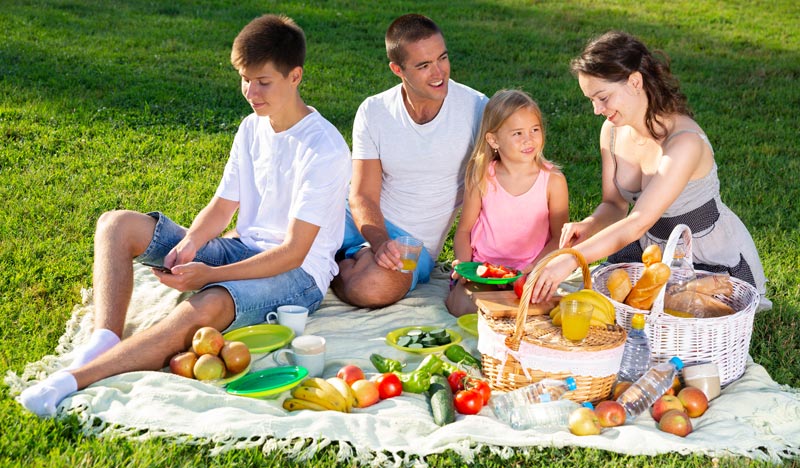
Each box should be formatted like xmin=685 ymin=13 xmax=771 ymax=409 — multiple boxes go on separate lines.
xmin=273 ymin=335 xmax=326 ymax=378
xmin=265 ymin=305 xmax=308 ymax=337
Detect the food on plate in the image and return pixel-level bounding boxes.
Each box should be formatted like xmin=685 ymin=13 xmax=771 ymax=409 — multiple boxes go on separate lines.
xmin=284 ymin=377 xmax=350 ymax=412
xmin=396 ymin=328 xmax=452 ymax=349
xmin=657 ymin=409 xmax=693 ymax=437
xmin=664 ymin=290 xmax=735 ymax=318
xmin=641 ymin=244 xmax=662 ymax=267
xmin=475 ymin=262 xmax=519 ymax=279
xmin=219 ymin=341 xmax=251 ymax=374
xmin=350 ymin=379 xmax=380 ymax=408
xmin=625 ymin=262 xmax=671 ymax=310
xmin=548 ymin=289 xmax=615 ymax=327
xmin=594 ymin=400 xmax=626 ymax=427
xmin=336 ymin=365 xmax=366 ymax=385
xmin=169 ymin=351 xmax=199 ymax=379
xmin=427 ymin=374 xmax=456 ymax=426
xmin=677 ymin=386 xmax=709 ymax=418
xmin=568 ymin=406 xmax=602 ymax=436
xmin=606 ymin=268 xmax=633 ymax=303
xmin=193 ymin=354 xmax=226 ymax=381
xmin=651 ymin=394 xmax=684 ymax=422
xmin=192 ymin=326 xmax=225 ymax=356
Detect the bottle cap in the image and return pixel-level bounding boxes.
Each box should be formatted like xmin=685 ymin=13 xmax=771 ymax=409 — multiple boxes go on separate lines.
xmin=565 ymin=376 xmax=577 ymax=391
xmin=631 ymin=314 xmax=645 ymax=330
xmin=581 ymin=402 xmax=594 ymax=409
xmin=669 ymin=356 xmax=684 ymax=370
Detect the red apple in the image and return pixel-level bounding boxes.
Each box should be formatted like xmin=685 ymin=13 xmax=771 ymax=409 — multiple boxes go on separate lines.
xmin=193 ymin=354 xmax=226 ymax=380
xmin=337 ymin=365 xmax=366 ymax=385
xmin=678 ymin=386 xmax=709 ymax=418
xmin=594 ymin=400 xmax=626 ymax=427
xmin=612 ymin=381 xmax=633 ymax=400
xmin=568 ymin=407 xmax=602 ymax=436
xmin=657 ymin=409 xmax=693 ymax=437
xmin=169 ymin=351 xmax=198 ymax=378
xmin=220 ymin=340 xmax=251 ymax=375
xmin=651 ymin=395 xmax=685 ymax=422
xmin=192 ymin=326 xmax=225 ymax=356
xmin=350 ymin=379 xmax=380 ymax=408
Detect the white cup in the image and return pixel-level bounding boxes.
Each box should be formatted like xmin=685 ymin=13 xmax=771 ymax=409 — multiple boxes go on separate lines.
xmin=265 ymin=305 xmax=308 ymax=337
xmin=273 ymin=335 xmax=326 ymax=377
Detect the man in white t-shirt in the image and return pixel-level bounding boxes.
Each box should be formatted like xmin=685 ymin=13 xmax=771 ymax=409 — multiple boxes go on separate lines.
xmin=332 ymin=14 xmax=487 ymax=308
xmin=20 ymin=15 xmax=351 ymax=417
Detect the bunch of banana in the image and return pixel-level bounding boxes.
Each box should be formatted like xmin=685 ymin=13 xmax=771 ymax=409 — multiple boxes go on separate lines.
xmin=549 ymin=289 xmax=616 ymax=327
xmin=282 ymin=377 xmax=355 ymax=413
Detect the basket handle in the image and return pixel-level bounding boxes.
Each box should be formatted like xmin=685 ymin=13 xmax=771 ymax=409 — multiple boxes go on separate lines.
xmin=651 ymin=224 xmax=693 ymax=315
xmin=505 ymin=248 xmax=591 ymax=351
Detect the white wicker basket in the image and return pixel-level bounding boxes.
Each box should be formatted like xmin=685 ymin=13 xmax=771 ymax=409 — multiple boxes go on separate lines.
xmin=592 ymin=224 xmax=760 ymax=386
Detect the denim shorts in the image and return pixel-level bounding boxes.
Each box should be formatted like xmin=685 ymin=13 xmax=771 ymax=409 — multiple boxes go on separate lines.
xmin=137 ymin=212 xmax=324 ymax=332
xmin=339 ymin=206 xmax=433 ymax=291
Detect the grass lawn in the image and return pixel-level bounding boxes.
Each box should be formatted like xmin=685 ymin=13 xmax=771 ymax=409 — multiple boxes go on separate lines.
xmin=1 ymin=0 xmax=798 ymax=466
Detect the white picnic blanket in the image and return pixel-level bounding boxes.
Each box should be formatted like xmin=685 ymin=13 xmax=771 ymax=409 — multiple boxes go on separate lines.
xmin=6 ymin=264 xmax=800 ymax=466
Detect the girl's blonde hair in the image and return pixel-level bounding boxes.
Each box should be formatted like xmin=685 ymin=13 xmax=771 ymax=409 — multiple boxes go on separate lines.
xmin=465 ymin=89 xmax=556 ymax=196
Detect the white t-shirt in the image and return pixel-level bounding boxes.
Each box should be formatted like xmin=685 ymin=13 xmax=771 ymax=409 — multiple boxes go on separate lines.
xmin=352 ymin=80 xmax=487 ymax=257
xmin=215 ymin=109 xmax=351 ymax=293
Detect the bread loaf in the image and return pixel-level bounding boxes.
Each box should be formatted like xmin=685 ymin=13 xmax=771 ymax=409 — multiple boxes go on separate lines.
xmin=606 ymin=268 xmax=633 ymax=302
xmin=665 ymin=290 xmax=735 ymax=318
xmin=641 ymin=244 xmax=662 ymax=267
xmin=625 ymin=262 xmax=671 ymax=310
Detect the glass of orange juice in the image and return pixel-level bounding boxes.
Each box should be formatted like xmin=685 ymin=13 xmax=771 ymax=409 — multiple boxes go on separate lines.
xmin=395 ymin=236 xmax=423 ymax=273
xmin=560 ymin=300 xmax=594 ymax=343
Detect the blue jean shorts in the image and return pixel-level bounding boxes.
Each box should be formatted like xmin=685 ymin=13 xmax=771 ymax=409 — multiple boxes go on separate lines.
xmin=339 ymin=206 xmax=433 ymax=291
xmin=136 ymin=212 xmax=324 ymax=332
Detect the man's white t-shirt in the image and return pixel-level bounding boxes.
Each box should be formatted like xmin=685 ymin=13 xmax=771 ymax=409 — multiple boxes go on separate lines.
xmin=215 ymin=109 xmax=351 ymax=293
xmin=351 ymin=80 xmax=487 ymax=258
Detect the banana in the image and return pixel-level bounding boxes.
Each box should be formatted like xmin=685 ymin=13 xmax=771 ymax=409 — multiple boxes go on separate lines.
xmin=562 ymin=289 xmax=616 ymax=325
xmin=549 ymin=306 xmax=560 ymax=319
xmin=552 ymin=309 xmax=562 ymax=326
xmin=326 ymin=377 xmax=355 ymax=412
xmin=304 ymin=377 xmax=349 ymax=412
xmin=291 ymin=381 xmax=348 ymax=412
xmin=283 ymin=397 xmax=329 ymax=412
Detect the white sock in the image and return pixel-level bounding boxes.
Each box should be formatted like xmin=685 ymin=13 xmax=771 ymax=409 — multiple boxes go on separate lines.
xmin=66 ymin=328 xmax=120 ymax=370
xmin=18 ymin=371 xmax=78 ymax=417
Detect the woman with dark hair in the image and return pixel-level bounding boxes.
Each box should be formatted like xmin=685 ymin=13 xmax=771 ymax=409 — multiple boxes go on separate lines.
xmin=528 ymin=31 xmax=769 ymax=309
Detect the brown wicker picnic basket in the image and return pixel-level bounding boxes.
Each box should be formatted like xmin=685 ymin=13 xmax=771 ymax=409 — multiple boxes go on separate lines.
xmin=591 ymin=224 xmax=760 ymax=386
xmin=476 ymin=248 xmax=627 ymax=403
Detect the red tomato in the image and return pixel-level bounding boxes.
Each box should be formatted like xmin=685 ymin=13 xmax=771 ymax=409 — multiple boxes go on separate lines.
xmin=513 ymin=275 xmax=527 ymax=299
xmin=454 ymin=389 xmax=483 ymax=415
xmin=468 ymin=378 xmax=492 ymax=405
xmin=447 ymin=371 xmax=467 ymax=393
xmin=375 ymin=373 xmax=402 ymax=399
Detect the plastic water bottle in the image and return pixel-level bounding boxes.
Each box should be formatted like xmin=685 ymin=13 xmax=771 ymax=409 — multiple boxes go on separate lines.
xmin=509 ymin=400 xmax=594 ymax=430
xmin=492 ymin=377 xmax=577 ymax=424
xmin=667 ymin=240 xmax=696 ymax=294
xmin=616 ymin=356 xmax=684 ymax=420
xmin=617 ymin=313 xmax=652 ymax=382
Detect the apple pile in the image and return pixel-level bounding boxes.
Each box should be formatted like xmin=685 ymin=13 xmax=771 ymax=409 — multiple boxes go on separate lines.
xmin=568 ymin=399 xmax=626 ymax=436
xmin=169 ymin=326 xmax=251 ymax=381
xmin=337 ymin=364 xmax=382 ymax=408
xmin=651 ymin=386 xmax=709 ymax=437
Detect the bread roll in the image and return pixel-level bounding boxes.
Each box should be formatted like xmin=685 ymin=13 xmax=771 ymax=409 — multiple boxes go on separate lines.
xmin=606 ymin=269 xmax=633 ymax=303
xmin=641 ymin=244 xmax=662 ymax=267
xmin=625 ymin=262 xmax=671 ymax=310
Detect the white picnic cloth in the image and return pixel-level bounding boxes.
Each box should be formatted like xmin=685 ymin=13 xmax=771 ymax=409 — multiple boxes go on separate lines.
xmin=6 ymin=264 xmax=800 ymax=466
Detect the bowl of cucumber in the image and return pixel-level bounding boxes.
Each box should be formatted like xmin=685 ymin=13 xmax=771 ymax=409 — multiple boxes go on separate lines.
xmin=385 ymin=326 xmax=462 ymax=354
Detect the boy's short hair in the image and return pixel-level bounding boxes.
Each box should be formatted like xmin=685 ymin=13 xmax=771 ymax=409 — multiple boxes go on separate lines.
xmin=385 ymin=14 xmax=442 ymax=68
xmin=231 ymin=14 xmax=305 ymax=75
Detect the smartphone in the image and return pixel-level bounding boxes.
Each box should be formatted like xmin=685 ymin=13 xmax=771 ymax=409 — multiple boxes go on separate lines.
xmin=139 ymin=261 xmax=172 ymax=274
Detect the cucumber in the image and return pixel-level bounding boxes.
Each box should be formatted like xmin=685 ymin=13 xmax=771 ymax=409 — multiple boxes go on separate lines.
xmin=420 ymin=336 xmax=438 ymax=347
xmin=429 ymin=328 xmax=447 ymax=338
xmin=406 ymin=329 xmax=424 ymax=337
xmin=407 ymin=343 xmax=424 ymax=349
xmin=435 ymin=335 xmax=452 ymax=345
xmin=397 ymin=336 xmax=412 ymax=347
xmin=427 ymin=374 xmax=455 ymax=426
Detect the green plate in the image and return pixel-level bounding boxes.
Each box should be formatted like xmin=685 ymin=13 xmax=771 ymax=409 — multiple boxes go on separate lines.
xmin=457 ymin=314 xmax=478 ymax=337
xmin=223 ymin=324 xmax=294 ymax=354
xmin=226 ymin=366 xmax=308 ymax=399
xmin=208 ymin=362 xmax=252 ymax=387
xmin=385 ymin=326 xmax=462 ymax=354
xmin=454 ymin=261 xmax=522 ymax=285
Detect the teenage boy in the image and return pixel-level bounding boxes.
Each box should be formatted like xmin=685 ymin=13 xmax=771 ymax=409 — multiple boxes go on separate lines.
xmin=332 ymin=14 xmax=487 ymax=308
xmin=20 ymin=14 xmax=351 ymax=417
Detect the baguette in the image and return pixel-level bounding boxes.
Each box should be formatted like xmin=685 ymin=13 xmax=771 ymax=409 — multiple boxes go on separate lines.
xmin=641 ymin=244 xmax=662 ymax=267
xmin=625 ymin=262 xmax=671 ymax=310
xmin=606 ymin=268 xmax=633 ymax=303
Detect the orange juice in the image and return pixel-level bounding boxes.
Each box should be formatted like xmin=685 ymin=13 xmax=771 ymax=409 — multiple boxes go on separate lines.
xmin=561 ymin=301 xmax=593 ymax=342
xmin=401 ymin=258 xmax=417 ymax=271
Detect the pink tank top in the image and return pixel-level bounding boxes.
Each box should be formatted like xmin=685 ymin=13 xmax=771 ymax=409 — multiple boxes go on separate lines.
xmin=470 ymin=161 xmax=552 ymax=270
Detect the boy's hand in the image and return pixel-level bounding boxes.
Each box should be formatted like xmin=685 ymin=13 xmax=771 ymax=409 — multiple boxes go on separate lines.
xmin=153 ymin=261 xmax=211 ymax=292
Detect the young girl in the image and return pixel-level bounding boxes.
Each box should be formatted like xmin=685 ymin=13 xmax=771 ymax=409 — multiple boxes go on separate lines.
xmin=446 ymin=90 xmax=569 ymax=317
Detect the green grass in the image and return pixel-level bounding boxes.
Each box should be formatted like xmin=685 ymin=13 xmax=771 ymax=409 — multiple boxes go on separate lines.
xmin=2 ymin=0 xmax=799 ymax=466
